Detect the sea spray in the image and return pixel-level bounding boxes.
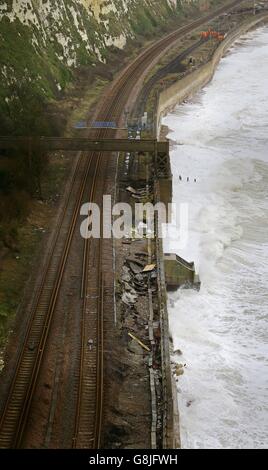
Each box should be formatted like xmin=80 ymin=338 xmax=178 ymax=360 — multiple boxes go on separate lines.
xmin=163 ymin=26 xmax=268 ymax=449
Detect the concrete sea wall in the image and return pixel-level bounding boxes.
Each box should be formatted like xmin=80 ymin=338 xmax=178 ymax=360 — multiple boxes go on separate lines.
xmin=155 ymin=12 xmax=268 ymax=448
xmin=157 ymin=14 xmax=268 ymax=136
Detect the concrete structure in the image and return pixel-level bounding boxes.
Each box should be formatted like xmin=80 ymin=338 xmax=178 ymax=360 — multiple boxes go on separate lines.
xmin=155 ymin=184 xmax=181 ymax=448
xmin=164 ymin=253 xmax=200 ymax=290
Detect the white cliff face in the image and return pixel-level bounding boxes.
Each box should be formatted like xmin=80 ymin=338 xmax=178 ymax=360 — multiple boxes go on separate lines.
xmin=0 ymin=0 xmax=178 ymax=66
xmin=0 ymin=0 xmax=188 ymax=125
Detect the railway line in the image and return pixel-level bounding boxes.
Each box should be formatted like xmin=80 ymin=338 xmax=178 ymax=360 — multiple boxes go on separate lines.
xmin=0 ymin=0 xmax=246 ymax=449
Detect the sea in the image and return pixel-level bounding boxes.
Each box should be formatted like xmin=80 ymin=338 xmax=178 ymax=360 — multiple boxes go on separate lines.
xmin=163 ymin=26 xmax=268 ymax=449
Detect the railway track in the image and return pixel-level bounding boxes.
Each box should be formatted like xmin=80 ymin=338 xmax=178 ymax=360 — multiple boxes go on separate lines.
xmin=0 ymin=0 xmax=245 ymax=449
xmin=72 ymin=93 xmax=129 ymax=449
xmin=0 ymin=149 xmax=97 ymax=448
xmin=72 ymin=0 xmax=246 ymax=449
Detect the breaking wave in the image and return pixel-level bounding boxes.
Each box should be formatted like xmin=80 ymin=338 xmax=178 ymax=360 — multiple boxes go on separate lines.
xmin=163 ymin=26 xmax=268 ymax=449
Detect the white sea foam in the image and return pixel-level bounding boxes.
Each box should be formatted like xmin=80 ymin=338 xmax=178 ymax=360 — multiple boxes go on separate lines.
xmin=163 ymin=26 xmax=268 ymax=449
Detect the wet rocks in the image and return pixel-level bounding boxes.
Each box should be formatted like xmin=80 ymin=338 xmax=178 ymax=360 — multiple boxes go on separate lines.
xmin=174 ymin=363 xmax=186 ymax=377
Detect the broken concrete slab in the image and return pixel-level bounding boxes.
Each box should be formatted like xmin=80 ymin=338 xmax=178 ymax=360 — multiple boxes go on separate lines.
xmin=128 ymin=262 xmax=143 ymax=275
xmin=122 ymin=292 xmax=137 ymax=306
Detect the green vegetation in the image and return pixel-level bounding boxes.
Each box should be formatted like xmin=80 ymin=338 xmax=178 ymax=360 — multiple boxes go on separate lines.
xmin=0 ymin=148 xmax=73 ymax=352
xmin=0 ymin=225 xmax=42 ymax=350
xmin=0 ymin=1 xmax=181 ymax=237
xmin=0 ymin=0 xmax=183 ymax=348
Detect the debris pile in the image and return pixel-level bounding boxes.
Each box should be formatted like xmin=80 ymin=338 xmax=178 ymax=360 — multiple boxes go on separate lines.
xmin=120 ymin=253 xmax=157 ymax=305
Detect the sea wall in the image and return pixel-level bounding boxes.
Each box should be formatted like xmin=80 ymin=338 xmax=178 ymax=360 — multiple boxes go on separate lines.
xmin=157 ymin=13 xmax=268 ymax=136
xmin=154 ymin=182 xmax=181 ymax=448
xmin=154 ymin=11 xmax=268 ymax=449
